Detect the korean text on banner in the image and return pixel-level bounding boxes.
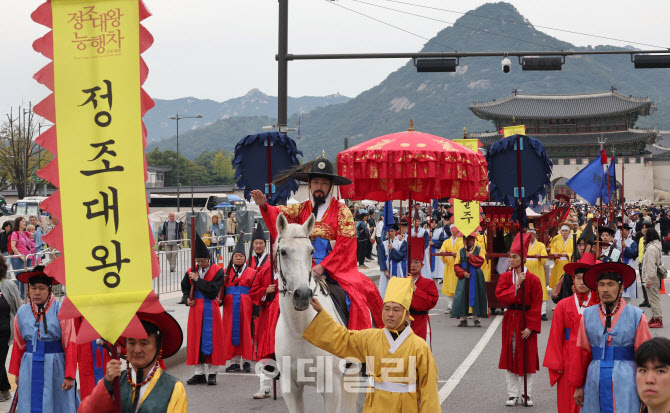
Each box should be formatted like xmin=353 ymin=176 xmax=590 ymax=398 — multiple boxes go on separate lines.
xmin=53 ymin=0 xmax=152 ymax=342
xmin=453 ymin=139 xmax=481 ymax=236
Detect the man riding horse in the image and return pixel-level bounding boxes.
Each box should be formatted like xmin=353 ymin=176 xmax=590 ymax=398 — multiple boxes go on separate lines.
xmin=250 ymin=155 xmax=384 ymax=330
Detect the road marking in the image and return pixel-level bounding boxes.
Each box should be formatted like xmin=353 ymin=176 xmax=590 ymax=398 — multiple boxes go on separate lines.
xmin=438 ymin=315 xmax=503 ymax=404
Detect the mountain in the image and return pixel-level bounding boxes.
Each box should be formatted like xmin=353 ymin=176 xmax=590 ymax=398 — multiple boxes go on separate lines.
xmin=144 ymin=89 xmax=349 ymax=141
xmin=147 ymin=2 xmax=670 ymax=160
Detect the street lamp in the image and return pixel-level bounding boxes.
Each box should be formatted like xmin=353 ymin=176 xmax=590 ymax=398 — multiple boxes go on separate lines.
xmin=38 ymin=122 xmax=54 ymax=196
xmin=168 ymin=114 xmax=203 ymax=211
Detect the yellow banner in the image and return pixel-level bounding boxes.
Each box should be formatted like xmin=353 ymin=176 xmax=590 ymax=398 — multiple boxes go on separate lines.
xmin=454 ymin=139 xmax=480 ymax=236
xmin=503 ymin=125 xmax=526 ymax=138
xmin=53 ymin=0 xmax=151 ymax=342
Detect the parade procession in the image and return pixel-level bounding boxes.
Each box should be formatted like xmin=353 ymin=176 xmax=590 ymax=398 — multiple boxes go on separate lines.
xmin=3 ymin=0 xmax=670 ymax=412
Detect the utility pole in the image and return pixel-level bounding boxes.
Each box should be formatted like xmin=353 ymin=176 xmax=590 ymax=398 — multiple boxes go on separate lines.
xmin=277 ymin=0 xmax=289 ymax=134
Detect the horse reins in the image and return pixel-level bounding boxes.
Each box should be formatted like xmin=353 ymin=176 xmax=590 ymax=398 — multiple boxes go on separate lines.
xmin=275 ymin=236 xmax=326 ymax=297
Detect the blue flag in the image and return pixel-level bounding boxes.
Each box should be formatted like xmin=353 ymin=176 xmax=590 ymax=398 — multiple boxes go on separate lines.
xmin=432 ymin=199 xmax=439 ymax=211
xmin=383 ymin=201 xmax=395 ymax=232
xmin=566 ymin=156 xmax=605 ymax=205
xmin=601 ymin=157 xmax=617 ymax=205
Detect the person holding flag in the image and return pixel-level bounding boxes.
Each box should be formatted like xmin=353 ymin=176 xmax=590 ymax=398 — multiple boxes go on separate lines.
xmin=78 ymin=311 xmax=187 ymax=412
xmin=9 ymin=266 xmax=78 ymax=412
xmin=451 ymin=232 xmax=487 ymax=327
xmin=496 ymin=233 xmax=543 ymax=407
xmin=543 ymin=252 xmax=599 ymax=413
xmin=407 ymin=237 xmax=439 ymax=342
xmin=428 ymin=218 xmax=447 ymax=281
xmin=182 ymin=235 xmax=226 ymax=386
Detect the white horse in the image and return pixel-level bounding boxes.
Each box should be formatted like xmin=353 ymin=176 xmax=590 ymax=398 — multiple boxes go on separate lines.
xmin=274 ymin=213 xmax=364 ymax=413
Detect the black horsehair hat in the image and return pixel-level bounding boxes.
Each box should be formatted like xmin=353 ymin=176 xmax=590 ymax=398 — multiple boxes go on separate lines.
xmin=233 ymin=235 xmax=246 ymax=257
xmin=289 ymin=156 xmax=352 ymax=186
xmin=193 ymin=233 xmax=210 ymax=259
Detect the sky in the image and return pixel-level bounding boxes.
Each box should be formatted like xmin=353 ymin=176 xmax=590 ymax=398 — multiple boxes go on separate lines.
xmin=2 ymin=0 xmax=669 ymax=120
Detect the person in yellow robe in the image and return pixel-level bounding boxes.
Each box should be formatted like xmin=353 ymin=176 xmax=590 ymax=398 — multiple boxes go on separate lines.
xmin=549 ymin=222 xmax=573 ymax=290
xmin=525 ymin=224 xmax=549 ymax=320
xmin=78 ymin=311 xmax=187 ymax=413
xmin=440 ymin=225 xmax=461 ymax=313
xmin=476 ymin=233 xmax=492 ymax=282
xmin=303 ymin=277 xmax=441 ymax=413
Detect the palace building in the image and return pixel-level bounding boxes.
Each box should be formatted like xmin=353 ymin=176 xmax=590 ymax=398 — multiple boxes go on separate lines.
xmin=467 ymin=88 xmax=670 ymax=203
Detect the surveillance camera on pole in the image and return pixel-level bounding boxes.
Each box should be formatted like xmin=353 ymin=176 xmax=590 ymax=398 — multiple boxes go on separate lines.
xmin=501 ymin=57 xmax=512 ymax=73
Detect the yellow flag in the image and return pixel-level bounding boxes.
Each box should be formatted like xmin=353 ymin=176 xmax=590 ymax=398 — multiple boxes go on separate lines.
xmin=453 ymin=139 xmax=481 ymax=236
xmin=503 ymin=125 xmax=526 ymax=138
xmin=52 ymin=0 xmax=152 ymax=342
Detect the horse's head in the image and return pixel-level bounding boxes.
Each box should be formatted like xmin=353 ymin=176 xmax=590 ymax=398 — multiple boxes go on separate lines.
xmin=276 ymin=213 xmax=316 ymax=311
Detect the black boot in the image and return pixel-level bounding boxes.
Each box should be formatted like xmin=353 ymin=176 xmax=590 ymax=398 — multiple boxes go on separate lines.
xmin=186 ymin=374 xmax=206 ymax=385
xmin=243 ymin=362 xmax=252 ymax=373
xmin=225 ymin=363 xmax=241 ymax=372
xmin=207 ymin=374 xmax=217 ymax=385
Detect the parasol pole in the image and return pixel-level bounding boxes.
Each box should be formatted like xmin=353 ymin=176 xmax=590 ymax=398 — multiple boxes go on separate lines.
xmin=408 ymin=191 xmax=413 ymax=269
xmin=621 ymin=151 xmax=625 ymax=213
xmin=189 ymin=216 xmax=196 ymax=302
xmin=515 ymin=133 xmax=528 ymax=407
xmin=266 ymin=134 xmax=275 ymax=307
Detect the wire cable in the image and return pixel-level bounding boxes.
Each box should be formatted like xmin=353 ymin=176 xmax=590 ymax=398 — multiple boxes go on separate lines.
xmin=324 ymin=0 xmax=458 ymax=51
xmin=378 ymin=0 xmax=668 ymax=49
xmin=350 ymin=0 xmax=562 ymax=50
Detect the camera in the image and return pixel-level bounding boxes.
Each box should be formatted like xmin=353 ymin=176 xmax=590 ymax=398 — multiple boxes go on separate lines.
xmin=501 ymin=57 xmax=512 ymax=73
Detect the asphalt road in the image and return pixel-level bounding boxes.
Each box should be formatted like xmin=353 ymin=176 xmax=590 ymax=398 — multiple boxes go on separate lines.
xmin=167 ymin=253 xmax=670 ymax=413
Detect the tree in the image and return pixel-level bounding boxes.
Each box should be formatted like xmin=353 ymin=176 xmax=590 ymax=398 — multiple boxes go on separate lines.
xmin=211 ymin=151 xmax=235 ymax=184
xmin=0 ymin=104 xmax=52 ymax=198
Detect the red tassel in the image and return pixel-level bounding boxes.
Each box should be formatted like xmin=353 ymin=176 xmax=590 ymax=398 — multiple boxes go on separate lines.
xmin=601 ymin=149 xmax=607 ymax=164
xmin=96 ymin=346 xmax=103 ymax=368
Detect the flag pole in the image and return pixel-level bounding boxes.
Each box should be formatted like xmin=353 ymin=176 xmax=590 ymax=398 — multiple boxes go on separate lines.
xmin=515 ymin=133 xmax=528 ymax=407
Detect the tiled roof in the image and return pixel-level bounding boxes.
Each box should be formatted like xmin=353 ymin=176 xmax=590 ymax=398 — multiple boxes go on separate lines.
xmin=470 ymin=90 xmax=656 ymax=120
xmin=469 ymin=129 xmax=658 ymax=147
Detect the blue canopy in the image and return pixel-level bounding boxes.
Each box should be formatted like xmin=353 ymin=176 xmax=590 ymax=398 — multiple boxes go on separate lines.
xmin=215 ymin=202 xmax=233 ymax=208
xmin=233 ymin=132 xmax=302 ymax=206
xmin=227 ymin=195 xmax=243 ymax=202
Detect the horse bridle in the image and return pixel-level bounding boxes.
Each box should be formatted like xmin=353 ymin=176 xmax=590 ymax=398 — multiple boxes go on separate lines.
xmin=275 ymin=236 xmax=327 ymax=297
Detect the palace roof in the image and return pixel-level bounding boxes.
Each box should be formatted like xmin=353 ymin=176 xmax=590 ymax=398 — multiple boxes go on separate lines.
xmin=468 ymin=128 xmax=657 ymax=147
xmin=469 ymin=90 xmax=656 ymax=120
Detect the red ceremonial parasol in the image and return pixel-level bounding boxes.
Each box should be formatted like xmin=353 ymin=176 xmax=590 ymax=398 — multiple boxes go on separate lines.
xmin=337 ymin=121 xmax=488 ymax=203
xmin=337 ymin=120 xmax=488 ymax=261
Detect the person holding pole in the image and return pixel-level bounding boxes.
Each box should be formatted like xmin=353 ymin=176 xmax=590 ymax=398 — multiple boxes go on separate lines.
xmin=451 ymin=232 xmax=487 ymax=327
xmin=496 ymin=232 xmax=543 ymax=406
xmin=78 ymin=311 xmax=187 ymax=413
xmin=182 ymin=235 xmax=225 ymax=386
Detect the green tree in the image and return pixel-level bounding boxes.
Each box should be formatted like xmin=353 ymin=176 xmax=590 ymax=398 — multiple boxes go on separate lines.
xmin=211 ymin=151 xmax=235 ymax=184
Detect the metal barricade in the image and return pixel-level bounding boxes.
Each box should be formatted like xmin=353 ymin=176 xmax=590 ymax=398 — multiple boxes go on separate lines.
xmin=154 ymin=234 xmax=241 ymax=297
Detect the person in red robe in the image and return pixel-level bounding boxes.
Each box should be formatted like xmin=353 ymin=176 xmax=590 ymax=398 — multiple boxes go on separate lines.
xmin=78 ymin=311 xmax=187 ymax=412
xmin=407 ymin=237 xmax=439 ymax=343
xmin=496 ymin=232 xmax=543 ymax=407
xmin=221 ymin=236 xmax=257 ymax=373
xmin=74 ymin=317 xmax=110 ymax=400
xmin=248 ymin=224 xmax=276 ymax=399
xmin=250 ymin=156 xmax=384 ymax=330
xmin=543 ymin=252 xmax=599 ymax=413
xmin=182 ymin=234 xmax=225 ymax=386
